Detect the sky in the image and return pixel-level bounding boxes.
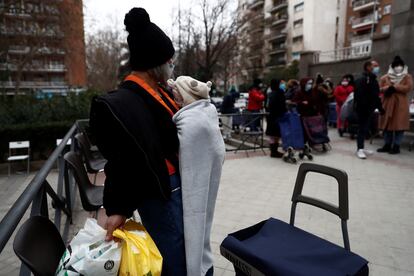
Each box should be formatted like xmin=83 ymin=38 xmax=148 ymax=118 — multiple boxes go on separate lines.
xmin=83 ymin=0 xmax=191 ymax=37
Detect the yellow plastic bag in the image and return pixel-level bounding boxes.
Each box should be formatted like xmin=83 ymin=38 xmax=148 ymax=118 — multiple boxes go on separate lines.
xmin=113 ymin=220 xmax=162 ymax=276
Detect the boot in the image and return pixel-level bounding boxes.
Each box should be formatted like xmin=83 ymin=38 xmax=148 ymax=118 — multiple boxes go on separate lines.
xmin=270 ymin=143 xmax=284 ymax=158
xmin=377 ymin=144 xmax=391 ymax=153
xmin=389 ymin=145 xmax=400 ymax=154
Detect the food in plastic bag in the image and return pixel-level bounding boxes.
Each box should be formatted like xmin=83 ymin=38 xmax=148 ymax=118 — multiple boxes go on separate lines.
xmin=55 ymin=218 xmax=121 ymax=276
xmin=113 ymin=220 xmax=163 ymax=276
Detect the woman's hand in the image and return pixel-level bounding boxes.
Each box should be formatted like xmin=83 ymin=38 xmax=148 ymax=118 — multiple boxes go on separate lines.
xmin=105 ymin=215 xmax=127 ymax=241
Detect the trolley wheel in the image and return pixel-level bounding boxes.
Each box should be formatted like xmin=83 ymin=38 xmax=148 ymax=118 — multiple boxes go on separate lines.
xmin=299 ymin=153 xmax=304 ymax=159
xmin=307 ymin=154 xmax=314 ymax=161
xmin=291 ymin=157 xmax=297 ymax=164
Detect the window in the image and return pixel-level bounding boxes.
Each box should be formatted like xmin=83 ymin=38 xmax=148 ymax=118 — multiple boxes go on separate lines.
xmin=381 ymin=24 xmax=390 ymax=34
xmin=292 ymin=52 xmax=301 ymax=60
xmin=383 ymin=4 xmax=391 ymax=15
xmin=293 ymin=35 xmax=303 ymax=43
xmin=294 ymin=2 xmax=304 ymax=13
xmin=293 ymin=19 xmax=303 ymax=28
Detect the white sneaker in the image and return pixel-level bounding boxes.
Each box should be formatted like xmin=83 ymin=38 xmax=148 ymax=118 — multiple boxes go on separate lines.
xmin=356 ymin=149 xmax=367 ymax=159
xmin=363 ymin=149 xmax=374 ymax=155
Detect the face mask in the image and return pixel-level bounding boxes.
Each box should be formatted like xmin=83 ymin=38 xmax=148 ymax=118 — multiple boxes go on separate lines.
xmin=394 ymin=66 xmax=404 ymax=74
xmin=341 ymin=81 xmax=349 ymax=86
xmin=305 ymin=84 xmax=312 ymax=92
xmin=279 ymin=83 xmax=286 ymax=91
xmin=372 ymin=66 xmax=380 ymax=75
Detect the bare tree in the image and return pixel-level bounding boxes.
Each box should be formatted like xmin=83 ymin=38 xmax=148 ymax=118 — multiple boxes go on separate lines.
xmin=86 ymin=28 xmax=123 ymax=92
xmin=172 ymin=0 xmax=238 ymax=87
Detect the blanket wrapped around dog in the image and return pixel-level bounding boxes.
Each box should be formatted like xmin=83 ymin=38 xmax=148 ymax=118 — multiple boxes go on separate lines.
xmin=173 ymin=99 xmax=225 ymax=276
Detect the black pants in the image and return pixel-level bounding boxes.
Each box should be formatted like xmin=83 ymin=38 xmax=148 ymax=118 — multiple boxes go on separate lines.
xmin=357 ymin=113 xmax=372 ymax=150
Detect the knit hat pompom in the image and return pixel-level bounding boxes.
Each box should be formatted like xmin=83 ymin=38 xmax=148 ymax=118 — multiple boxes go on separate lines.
xmin=124 ymin=7 xmax=175 ymax=71
xmin=169 ymin=76 xmax=211 ymax=106
xmin=391 ymin=55 xmax=405 ymax=68
xmin=124 ymin=8 xmax=151 ymax=34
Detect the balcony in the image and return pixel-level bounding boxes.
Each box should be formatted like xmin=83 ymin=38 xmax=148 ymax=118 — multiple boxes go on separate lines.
xmin=270 ymin=0 xmax=288 ymax=14
xmin=352 ymin=14 xmax=377 ymax=29
xmin=0 ymin=81 xmax=68 ymax=89
xmin=248 ymin=0 xmax=265 ymax=10
xmin=352 ymin=0 xmax=379 ymax=12
xmin=266 ymin=57 xmax=286 ymax=68
xmin=267 ymin=31 xmax=287 ymax=43
xmin=0 ymin=63 xmax=67 ymax=73
xmin=268 ymin=45 xmax=286 ymax=56
xmin=350 ymin=33 xmax=372 ymax=46
xmin=315 ymin=42 xmax=372 ymax=63
xmin=270 ymin=15 xmax=288 ymax=28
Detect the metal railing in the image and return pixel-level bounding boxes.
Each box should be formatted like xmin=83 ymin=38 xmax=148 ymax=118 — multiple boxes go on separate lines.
xmin=315 ymin=43 xmax=372 ymax=63
xmin=219 ymin=112 xmax=268 ymax=155
xmin=0 ymin=120 xmax=86 ymax=276
xmin=352 ymin=14 xmax=377 ymax=27
xmin=353 ymin=0 xmax=378 ymax=9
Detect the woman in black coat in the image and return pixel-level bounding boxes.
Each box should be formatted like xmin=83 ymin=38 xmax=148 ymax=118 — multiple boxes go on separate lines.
xmin=266 ymin=79 xmax=287 ymax=158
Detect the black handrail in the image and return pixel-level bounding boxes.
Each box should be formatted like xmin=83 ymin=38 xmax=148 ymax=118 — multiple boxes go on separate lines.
xmin=0 ymin=120 xmax=85 ymax=273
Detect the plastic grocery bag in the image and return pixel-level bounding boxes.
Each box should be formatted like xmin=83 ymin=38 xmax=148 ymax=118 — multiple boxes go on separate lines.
xmin=55 ymin=218 xmax=121 ymax=276
xmin=113 ymin=220 xmax=163 ymax=276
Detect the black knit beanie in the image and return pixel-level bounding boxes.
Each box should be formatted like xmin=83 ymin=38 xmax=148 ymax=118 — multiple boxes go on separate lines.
xmin=124 ymin=8 xmax=175 ymax=71
xmin=391 ymin=55 xmax=405 ymax=68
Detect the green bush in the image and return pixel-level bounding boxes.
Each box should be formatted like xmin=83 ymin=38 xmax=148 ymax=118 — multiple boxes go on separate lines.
xmin=0 ymin=90 xmax=100 ymax=162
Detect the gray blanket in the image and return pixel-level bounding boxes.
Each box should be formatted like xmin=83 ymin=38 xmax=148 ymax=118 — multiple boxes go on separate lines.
xmin=173 ymin=100 xmax=225 ymax=276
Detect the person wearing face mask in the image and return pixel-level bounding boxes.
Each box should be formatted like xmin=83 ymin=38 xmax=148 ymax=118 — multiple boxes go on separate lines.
xmin=293 ymin=77 xmax=318 ymax=117
xmin=89 ymin=8 xmax=187 ymax=275
xmin=247 ymin=78 xmax=266 ymax=131
xmin=354 ymin=60 xmax=385 ymax=159
xmin=334 ymin=75 xmax=355 ymax=136
xmin=377 ymin=56 xmax=413 ymax=154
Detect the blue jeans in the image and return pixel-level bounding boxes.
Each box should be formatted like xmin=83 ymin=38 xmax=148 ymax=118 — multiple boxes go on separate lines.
xmin=384 ymin=130 xmax=404 ymax=146
xmin=137 ymin=174 xmax=186 ymax=276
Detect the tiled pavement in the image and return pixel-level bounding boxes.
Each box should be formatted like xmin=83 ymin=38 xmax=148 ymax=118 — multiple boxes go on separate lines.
xmin=1 ymin=130 xmax=414 ymax=275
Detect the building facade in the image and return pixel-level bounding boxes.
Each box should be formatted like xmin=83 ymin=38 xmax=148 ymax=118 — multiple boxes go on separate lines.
xmin=0 ymin=0 xmax=87 ymax=95
xmin=236 ymin=0 xmax=347 ymax=86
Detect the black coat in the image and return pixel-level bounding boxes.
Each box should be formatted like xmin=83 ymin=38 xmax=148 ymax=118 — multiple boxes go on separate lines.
xmin=266 ymin=89 xmax=287 ymax=136
xmin=221 ymin=94 xmax=237 ymax=114
xmin=89 ymin=80 xmax=179 ymax=217
xmin=354 ymin=72 xmax=383 ymax=116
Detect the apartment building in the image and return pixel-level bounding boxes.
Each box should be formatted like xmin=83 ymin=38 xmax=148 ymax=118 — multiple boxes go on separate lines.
xmin=345 ymin=0 xmax=393 ymax=48
xmin=0 ymin=0 xmax=87 ymax=94
xmin=237 ymin=0 xmax=347 ymax=84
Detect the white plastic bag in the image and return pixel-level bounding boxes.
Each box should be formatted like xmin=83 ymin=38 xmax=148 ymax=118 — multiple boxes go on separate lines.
xmin=55 ymin=218 xmax=121 ymax=276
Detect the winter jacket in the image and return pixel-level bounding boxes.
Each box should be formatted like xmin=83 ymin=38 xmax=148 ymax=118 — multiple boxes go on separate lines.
xmin=89 ymin=80 xmax=179 ymax=218
xmin=354 ymin=72 xmax=383 ymax=116
xmin=266 ymin=88 xmax=287 ymax=136
xmin=247 ymin=88 xmax=265 ymax=111
xmin=334 ymin=85 xmax=354 ymax=106
xmin=221 ymin=93 xmax=237 ymax=114
xmin=379 ymin=73 xmax=413 ymax=131
xmin=293 ymin=85 xmax=330 ymax=118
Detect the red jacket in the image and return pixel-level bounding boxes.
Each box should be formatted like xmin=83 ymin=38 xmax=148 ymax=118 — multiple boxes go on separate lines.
xmin=247 ymin=88 xmax=265 ymax=110
xmin=334 ymin=85 xmax=354 ymax=106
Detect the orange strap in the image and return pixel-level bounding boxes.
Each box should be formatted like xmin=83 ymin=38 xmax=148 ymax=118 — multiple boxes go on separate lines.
xmin=125 ymin=74 xmax=179 ymax=116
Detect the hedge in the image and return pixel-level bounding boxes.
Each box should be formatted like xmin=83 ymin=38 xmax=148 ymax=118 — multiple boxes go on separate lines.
xmin=0 ymin=91 xmax=100 ymax=162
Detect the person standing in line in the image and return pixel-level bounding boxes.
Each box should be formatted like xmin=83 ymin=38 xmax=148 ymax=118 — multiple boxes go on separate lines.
xmin=354 ymin=60 xmax=385 ymax=159
xmin=89 ymin=8 xmax=187 ymax=275
xmin=334 ymin=75 xmax=354 ymax=136
xmin=377 ymin=56 xmax=413 ymax=154
xmin=247 ymin=78 xmax=265 ymax=131
xmin=221 ymin=87 xmax=239 ymax=140
xmin=266 ymin=79 xmax=287 ymax=158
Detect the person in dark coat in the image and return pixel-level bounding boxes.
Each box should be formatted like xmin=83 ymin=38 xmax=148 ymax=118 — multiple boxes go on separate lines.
xmin=221 ymin=87 xmax=239 ymax=139
xmin=89 ymin=8 xmax=189 ymax=275
xmin=266 ymin=79 xmax=287 ymax=158
xmin=354 ymin=60 xmax=385 ymax=159
xmin=293 ymin=77 xmax=318 ymax=117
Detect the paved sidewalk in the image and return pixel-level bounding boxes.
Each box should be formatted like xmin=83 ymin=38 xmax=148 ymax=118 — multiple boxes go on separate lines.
xmin=1 ymin=130 xmax=413 ymax=275
xmin=213 ymin=131 xmax=414 ymax=276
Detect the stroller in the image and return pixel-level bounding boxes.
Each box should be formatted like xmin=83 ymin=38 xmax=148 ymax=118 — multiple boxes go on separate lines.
xmin=302 ymin=115 xmax=331 ymax=152
xmin=220 ymin=163 xmax=369 ymax=276
xmin=278 ymin=104 xmax=312 ymax=164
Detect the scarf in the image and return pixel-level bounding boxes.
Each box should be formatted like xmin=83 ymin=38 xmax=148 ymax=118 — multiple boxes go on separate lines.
xmin=387 ymin=65 xmax=408 ymax=84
